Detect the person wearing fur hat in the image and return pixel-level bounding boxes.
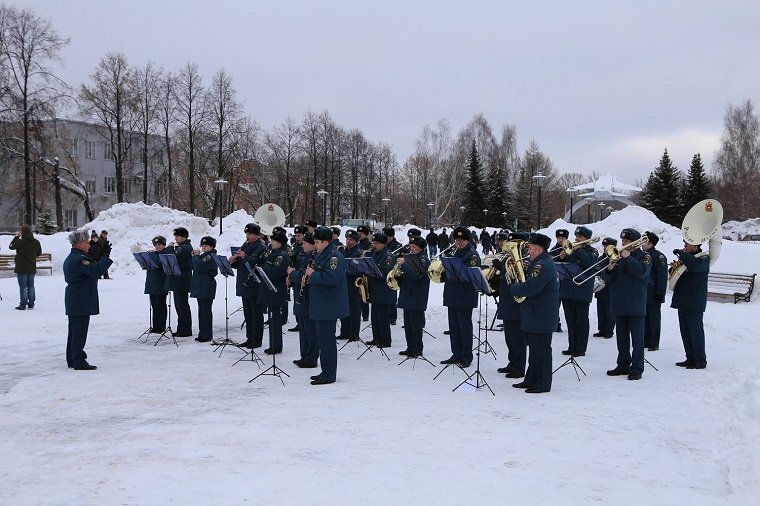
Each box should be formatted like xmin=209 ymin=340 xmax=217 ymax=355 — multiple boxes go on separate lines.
xmin=230 ymin=223 xmax=268 ymax=348
xmin=440 ymin=226 xmax=481 ymax=368
xmin=304 ymin=226 xmax=349 ymax=384
xmin=642 ymin=231 xmax=668 ymax=351
xmin=397 ymin=236 xmax=431 ymax=358
xmin=63 ymin=229 xmax=113 ymax=370
xmin=287 ymin=225 xmax=309 ymax=333
xmin=259 ymin=229 xmax=290 ymax=354
xmin=593 ymin=238 xmax=618 ymax=339
xmin=191 ymin=236 xmax=218 ymax=343
xmin=426 ymin=228 xmax=439 ymax=257
xmin=356 ymin=224 xmax=373 ymax=322
xmin=337 ymin=230 xmax=363 ymax=342
xmin=671 ymin=235 xmax=710 ymax=369
xmin=365 ymin=232 xmax=396 ymax=348
xmin=509 ymin=232 xmax=559 ymax=393
xmin=288 ymin=232 xmax=319 ymax=367
xmin=602 ymin=228 xmax=651 ymax=380
xmin=165 ymin=227 xmax=194 ymax=338
xmin=383 ymin=227 xmax=401 ymax=326
xmin=557 ymin=226 xmax=599 ymax=358
xmin=549 ymin=229 xmax=570 ymax=333
xmin=144 ymin=236 xmax=168 ymax=333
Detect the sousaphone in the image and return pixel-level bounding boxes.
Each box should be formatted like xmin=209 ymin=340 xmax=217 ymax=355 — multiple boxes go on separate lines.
xmin=253 ymin=203 xmax=287 ymax=236
xmin=667 ymin=199 xmax=723 ymax=290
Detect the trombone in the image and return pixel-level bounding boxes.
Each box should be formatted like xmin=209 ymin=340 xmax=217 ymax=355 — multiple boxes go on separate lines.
xmin=551 ymin=236 xmax=600 ymax=259
xmin=571 ymin=235 xmax=649 ymax=285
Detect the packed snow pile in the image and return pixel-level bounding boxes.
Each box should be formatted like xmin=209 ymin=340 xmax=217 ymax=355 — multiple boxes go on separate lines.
xmin=723 ymin=217 xmax=760 ymax=241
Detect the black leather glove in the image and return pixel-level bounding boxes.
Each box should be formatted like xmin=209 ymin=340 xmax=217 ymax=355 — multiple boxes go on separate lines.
xmin=491 ymin=258 xmax=503 ymax=270
xmin=102 ymin=243 xmax=112 ymax=256
xmin=672 ymin=249 xmax=683 ymax=257
xmin=656 ymin=294 xmax=665 ymax=304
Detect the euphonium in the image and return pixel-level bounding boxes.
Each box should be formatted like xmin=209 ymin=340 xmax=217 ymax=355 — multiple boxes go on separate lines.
xmin=386 ymin=263 xmax=402 ymax=291
xmin=427 ymin=243 xmax=456 ymax=283
xmin=355 ymin=275 xmax=370 ymax=303
xmin=503 ymin=240 xmax=527 ymax=303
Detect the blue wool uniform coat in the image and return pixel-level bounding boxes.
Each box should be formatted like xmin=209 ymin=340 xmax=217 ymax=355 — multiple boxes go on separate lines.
xmin=646 ymin=246 xmax=669 ymax=303
xmin=144 ymin=251 xmax=167 ymax=295
xmin=290 ymin=243 xmax=310 ymax=308
xmin=509 ymin=251 xmax=559 ymax=334
xmin=64 ymin=249 xmax=113 ymax=315
xmin=558 ymin=245 xmax=598 ymax=303
xmin=497 ymin=266 xmax=522 ymax=321
xmin=442 ymin=242 xmax=481 ymax=308
xmin=671 ymin=251 xmax=709 ymax=312
xmin=397 ymin=252 xmax=431 ymax=312
xmin=231 ymin=240 xmax=267 ymax=297
xmin=367 ymin=247 xmax=396 ymax=305
xmin=164 ymin=241 xmax=193 ymax=292
xmin=602 ymin=249 xmax=652 ymax=316
xmin=358 ymin=237 xmax=372 ymax=252
xmin=289 ymin=251 xmax=314 ymax=318
xmin=258 ymin=246 xmax=289 ymax=306
xmin=309 ymin=243 xmax=349 ymax=320
xmin=190 ymin=251 xmax=218 ymax=300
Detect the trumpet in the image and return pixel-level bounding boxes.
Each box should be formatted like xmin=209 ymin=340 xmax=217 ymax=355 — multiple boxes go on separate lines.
xmin=572 ymin=235 xmax=649 ymax=285
xmin=551 ymin=237 xmax=600 ymax=259
xmin=390 ymin=244 xmax=410 ymax=257
xmin=427 ymin=243 xmax=457 ymax=283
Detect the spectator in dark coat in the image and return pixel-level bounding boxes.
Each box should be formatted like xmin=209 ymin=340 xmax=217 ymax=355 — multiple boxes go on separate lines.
xmin=9 ymin=224 xmax=42 ymax=310
xmin=97 ymin=230 xmax=112 ymax=279
xmin=426 ymin=228 xmax=439 ymax=257
xmin=437 ymin=228 xmax=451 ymax=250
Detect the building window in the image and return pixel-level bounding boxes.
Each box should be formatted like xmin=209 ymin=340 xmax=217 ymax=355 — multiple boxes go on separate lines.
xmin=155 ymin=180 xmax=167 ymax=201
xmin=69 ymin=139 xmax=79 ymax=157
xmin=64 ymin=209 xmax=78 ymax=229
xmin=104 ymin=142 xmax=114 ymax=161
xmin=85 ymin=141 xmax=96 ymax=159
xmin=104 ymin=177 xmax=116 ymax=193
xmin=124 ymin=178 xmax=136 ymax=195
xmin=85 ymin=180 xmax=96 ymax=194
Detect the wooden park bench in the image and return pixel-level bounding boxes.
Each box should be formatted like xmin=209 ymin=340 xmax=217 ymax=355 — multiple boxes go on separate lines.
xmin=707 ymin=272 xmax=755 ymax=304
xmin=0 ymin=253 xmax=53 ymax=275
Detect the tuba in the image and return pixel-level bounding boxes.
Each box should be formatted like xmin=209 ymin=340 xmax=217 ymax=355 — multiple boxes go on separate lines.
xmin=668 ymin=199 xmax=723 ymax=290
xmin=253 ymin=203 xmax=286 ymax=236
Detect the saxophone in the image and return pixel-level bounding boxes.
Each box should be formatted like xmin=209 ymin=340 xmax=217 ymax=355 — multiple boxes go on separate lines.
xmin=355 ymin=275 xmax=370 ymax=303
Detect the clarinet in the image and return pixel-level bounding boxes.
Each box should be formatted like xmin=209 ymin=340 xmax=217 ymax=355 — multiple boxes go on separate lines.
xmin=300 ymin=255 xmax=314 ymax=297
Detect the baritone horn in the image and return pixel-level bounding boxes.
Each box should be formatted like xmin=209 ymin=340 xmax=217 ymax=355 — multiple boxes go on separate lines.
xmin=427 ymin=243 xmax=456 ymax=283
xmin=667 ymin=199 xmax=723 ymax=290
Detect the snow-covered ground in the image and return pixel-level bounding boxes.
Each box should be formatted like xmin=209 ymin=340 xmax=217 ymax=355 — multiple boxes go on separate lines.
xmin=0 ymin=203 xmax=758 ymax=505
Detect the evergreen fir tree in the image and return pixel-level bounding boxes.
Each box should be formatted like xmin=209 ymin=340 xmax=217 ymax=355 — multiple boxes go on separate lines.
xmin=36 ymin=209 xmax=56 ymax=235
xmin=462 ymin=140 xmax=487 ymax=226
xmin=485 ymin=161 xmax=508 ymax=228
xmin=683 ymin=153 xmax=713 ymax=212
xmin=640 ymin=149 xmax=683 ymax=226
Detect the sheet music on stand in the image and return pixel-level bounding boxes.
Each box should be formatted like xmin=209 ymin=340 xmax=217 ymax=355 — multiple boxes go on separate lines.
xmin=230 ymin=246 xmax=240 ymax=256
xmin=440 ymin=256 xmax=468 ymax=283
xmin=346 ymin=257 xmax=383 ymax=278
xmin=255 ymin=266 xmax=277 ymax=293
xmin=555 ymin=262 xmax=583 ymax=282
xmin=212 ymin=254 xmax=235 ymax=277
xmin=467 ymin=266 xmax=491 ymax=295
xmin=158 ymin=254 xmax=181 ymax=276
xmin=133 ymin=252 xmax=158 ymax=270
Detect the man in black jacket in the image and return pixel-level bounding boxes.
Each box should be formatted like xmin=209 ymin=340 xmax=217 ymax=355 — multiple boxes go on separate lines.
xmin=426 ymin=228 xmax=438 ymax=257
xmin=9 ymin=224 xmax=42 ymax=310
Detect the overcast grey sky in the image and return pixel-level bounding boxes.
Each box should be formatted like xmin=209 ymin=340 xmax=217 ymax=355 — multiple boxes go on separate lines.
xmin=15 ymin=0 xmax=760 ymax=184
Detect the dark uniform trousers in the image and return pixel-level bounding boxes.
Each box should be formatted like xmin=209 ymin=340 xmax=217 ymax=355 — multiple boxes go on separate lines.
xmin=242 ymin=296 xmax=265 ymax=347
xmin=524 ymin=332 xmax=552 ymax=391
xmin=371 ymin=303 xmax=393 ymax=346
xmin=316 ymin=319 xmax=338 ymax=381
xmin=448 ymin=308 xmax=474 ymax=364
xmin=644 ymin=302 xmax=662 ymax=348
xmin=403 ymin=309 xmax=425 ymax=355
xmin=149 ymin=294 xmax=167 ymax=331
xmin=503 ymin=319 xmax=527 ymax=376
xmin=174 ymin=291 xmax=192 ymax=335
xmin=340 ymin=286 xmax=361 ymax=339
xmin=616 ymin=315 xmax=645 ymax=374
xmin=596 ymin=295 xmax=615 ymax=336
xmin=678 ymin=310 xmax=706 ymax=367
xmin=299 ymin=316 xmax=319 ymax=366
xmin=562 ymin=300 xmax=590 ymax=353
xmin=66 ymin=315 xmax=90 ymax=368
xmin=197 ymin=299 xmax=213 ymax=340
xmin=361 ymin=301 xmax=370 ymax=320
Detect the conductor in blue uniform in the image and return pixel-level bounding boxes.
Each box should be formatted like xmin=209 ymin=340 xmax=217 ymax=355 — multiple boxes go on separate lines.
xmin=671 ymin=240 xmax=710 ymax=369
xmin=305 ymin=227 xmax=349 ymax=385
xmin=64 ymin=229 xmax=113 ymax=370
xmin=510 ymin=233 xmax=559 ymax=393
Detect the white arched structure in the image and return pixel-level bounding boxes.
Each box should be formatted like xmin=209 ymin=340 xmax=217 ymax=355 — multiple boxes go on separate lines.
xmin=564 ymin=174 xmax=641 ymax=221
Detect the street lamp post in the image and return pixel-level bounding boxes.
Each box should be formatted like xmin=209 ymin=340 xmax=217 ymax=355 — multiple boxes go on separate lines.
xmin=568 ymin=188 xmax=577 ymax=223
xmin=53 ymin=157 xmax=63 ymax=232
xmin=587 ymin=199 xmax=593 ymax=223
xmin=598 ymin=201 xmax=606 ymax=221
xmin=501 ymin=211 xmax=507 ymax=229
xmin=370 ymin=212 xmax=377 ymax=229
xmin=607 ymin=205 xmax=614 ymax=218
xmin=427 ymin=202 xmax=434 ymax=229
xmin=317 ymin=189 xmax=329 ymax=225
xmin=532 ymin=173 xmax=547 ymax=230
xmin=459 ymin=205 xmax=466 ymax=224
xmin=214 ymin=178 xmax=228 ymax=235
xmin=483 ymin=208 xmax=489 ymax=229
xmin=381 ymin=197 xmax=390 ymax=226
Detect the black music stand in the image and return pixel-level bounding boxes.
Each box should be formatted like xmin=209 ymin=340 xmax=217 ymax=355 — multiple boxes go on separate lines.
xmin=231 ymin=263 xmax=264 ymax=366
xmin=210 ymin=254 xmax=241 ymax=356
xmin=344 ymin=258 xmax=387 ymax=359
xmin=249 ymin=267 xmax=289 ymax=385
xmin=155 ymin=254 xmax=180 ymax=347
xmin=474 ymin=274 xmax=497 ymax=361
xmin=133 ymin=252 xmax=157 ymax=341
xmin=452 ymin=265 xmax=495 ymax=395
